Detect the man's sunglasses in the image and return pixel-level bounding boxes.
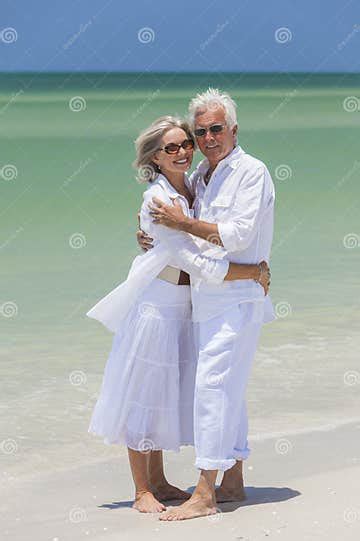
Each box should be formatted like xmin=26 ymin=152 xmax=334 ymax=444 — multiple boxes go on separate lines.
xmin=158 ymin=139 xmax=195 ymax=155
xmin=194 ymin=124 xmax=225 ymax=137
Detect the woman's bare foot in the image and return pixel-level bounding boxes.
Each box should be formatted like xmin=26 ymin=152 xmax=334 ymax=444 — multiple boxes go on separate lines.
xmin=215 ymin=485 xmax=246 ymax=502
xmin=153 ymin=482 xmax=191 ymax=502
xmin=132 ymin=490 xmax=166 ymax=513
xmin=159 ymin=494 xmax=216 ymax=521
xmin=148 ymin=451 xmax=190 ymax=501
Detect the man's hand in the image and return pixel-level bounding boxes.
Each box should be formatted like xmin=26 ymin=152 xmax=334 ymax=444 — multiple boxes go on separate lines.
xmin=136 ymin=212 xmax=153 ymax=252
xmin=149 ymin=197 xmax=223 ymax=246
xmin=148 ymin=197 xmax=187 ymax=230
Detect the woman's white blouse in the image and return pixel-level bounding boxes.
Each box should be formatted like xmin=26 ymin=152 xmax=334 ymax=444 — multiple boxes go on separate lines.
xmin=86 ymin=174 xmax=229 ymax=333
xmin=140 ymin=175 xmax=230 ymax=282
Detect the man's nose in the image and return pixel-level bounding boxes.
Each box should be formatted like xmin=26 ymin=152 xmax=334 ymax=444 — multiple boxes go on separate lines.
xmin=204 ymin=130 xmax=215 ymax=143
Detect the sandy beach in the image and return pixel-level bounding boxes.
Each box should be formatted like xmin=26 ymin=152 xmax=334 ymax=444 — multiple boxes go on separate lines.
xmin=3 ymin=420 xmax=359 ymax=540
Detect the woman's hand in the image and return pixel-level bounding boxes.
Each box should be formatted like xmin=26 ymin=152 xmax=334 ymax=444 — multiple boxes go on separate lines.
xmin=256 ymin=261 xmax=271 ymax=296
xmin=136 ymin=212 xmax=154 ymax=252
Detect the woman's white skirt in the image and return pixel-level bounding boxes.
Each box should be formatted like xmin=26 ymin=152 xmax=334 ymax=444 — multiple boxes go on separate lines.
xmin=88 ymin=278 xmax=196 ymax=452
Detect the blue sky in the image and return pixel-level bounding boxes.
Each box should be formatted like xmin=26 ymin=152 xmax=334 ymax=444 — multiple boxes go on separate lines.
xmin=1 ymin=0 xmax=359 ymax=72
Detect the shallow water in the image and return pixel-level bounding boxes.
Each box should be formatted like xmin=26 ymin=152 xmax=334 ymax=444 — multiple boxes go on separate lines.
xmin=1 ymin=73 xmax=359 ymax=479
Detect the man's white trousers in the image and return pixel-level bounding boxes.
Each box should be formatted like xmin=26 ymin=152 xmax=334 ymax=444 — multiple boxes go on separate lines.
xmin=193 ymin=302 xmax=263 ymax=472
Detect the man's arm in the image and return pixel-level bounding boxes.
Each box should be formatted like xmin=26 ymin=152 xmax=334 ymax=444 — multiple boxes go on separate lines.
xmin=136 ymin=212 xmax=154 ymax=252
xmin=141 ymin=192 xmax=228 ymax=284
xmin=148 ymin=166 xmax=273 ymax=253
xmin=179 ymin=217 xmax=222 ymax=245
xmin=148 ymin=199 xmax=223 ymax=245
xmin=141 ymin=192 xmax=271 ymax=289
xmin=151 ymin=221 xmax=270 ymax=291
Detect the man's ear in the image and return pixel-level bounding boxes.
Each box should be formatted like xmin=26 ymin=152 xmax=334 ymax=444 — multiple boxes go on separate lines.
xmin=232 ymin=124 xmax=238 ymax=145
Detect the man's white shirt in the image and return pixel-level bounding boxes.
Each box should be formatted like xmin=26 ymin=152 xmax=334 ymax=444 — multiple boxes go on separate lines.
xmin=185 ymin=144 xmax=276 ymax=323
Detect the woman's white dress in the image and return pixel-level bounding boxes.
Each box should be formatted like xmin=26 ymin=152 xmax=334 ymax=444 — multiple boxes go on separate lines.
xmin=89 ymin=278 xmax=196 ymax=451
xmin=87 ymin=174 xmax=229 ymax=452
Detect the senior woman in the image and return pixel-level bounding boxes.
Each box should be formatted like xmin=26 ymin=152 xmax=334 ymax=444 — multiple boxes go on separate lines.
xmin=86 ymin=116 xmax=270 ymax=514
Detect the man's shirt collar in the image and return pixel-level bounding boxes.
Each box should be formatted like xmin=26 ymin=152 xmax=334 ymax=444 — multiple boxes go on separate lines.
xmin=196 ymin=144 xmax=246 ymax=177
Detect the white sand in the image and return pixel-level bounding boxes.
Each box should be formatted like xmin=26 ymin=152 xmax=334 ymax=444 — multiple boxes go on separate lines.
xmin=3 ymin=421 xmax=360 ymax=541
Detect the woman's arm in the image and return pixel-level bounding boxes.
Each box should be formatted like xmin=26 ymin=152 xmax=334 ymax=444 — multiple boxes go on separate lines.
xmin=140 ymin=189 xmax=270 ymax=291
xmin=225 ymin=261 xmax=270 ymax=295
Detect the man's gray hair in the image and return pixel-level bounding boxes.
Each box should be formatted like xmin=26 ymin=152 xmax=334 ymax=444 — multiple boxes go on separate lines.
xmin=188 ymin=88 xmax=238 ymax=129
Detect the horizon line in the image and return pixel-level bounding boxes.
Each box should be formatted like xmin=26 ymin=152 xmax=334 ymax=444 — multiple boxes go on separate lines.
xmin=1 ymin=70 xmax=360 ymax=75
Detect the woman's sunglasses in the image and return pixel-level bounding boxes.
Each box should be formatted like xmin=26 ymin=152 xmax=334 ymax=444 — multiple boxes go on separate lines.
xmin=158 ymin=139 xmax=195 ymax=155
xmin=194 ymin=124 xmax=225 ymax=137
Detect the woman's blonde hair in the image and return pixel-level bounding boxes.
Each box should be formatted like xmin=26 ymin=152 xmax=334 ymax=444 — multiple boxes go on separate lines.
xmin=133 ymin=115 xmax=195 ymax=183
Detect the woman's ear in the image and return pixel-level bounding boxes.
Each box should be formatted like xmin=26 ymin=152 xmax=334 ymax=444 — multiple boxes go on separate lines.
xmin=152 ymin=151 xmax=161 ymax=166
xmin=150 ymin=158 xmax=161 ymax=173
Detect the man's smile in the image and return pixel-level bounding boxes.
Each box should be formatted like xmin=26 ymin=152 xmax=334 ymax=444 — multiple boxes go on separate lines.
xmin=205 ymin=144 xmax=219 ymax=149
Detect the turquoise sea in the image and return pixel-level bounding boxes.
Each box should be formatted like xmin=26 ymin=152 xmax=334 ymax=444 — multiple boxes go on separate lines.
xmin=1 ymin=73 xmax=359 ymax=479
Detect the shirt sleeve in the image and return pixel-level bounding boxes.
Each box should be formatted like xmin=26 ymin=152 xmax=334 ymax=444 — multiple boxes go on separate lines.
xmin=140 ymin=188 xmax=229 ymax=284
xmin=217 ymin=166 xmax=275 ymax=253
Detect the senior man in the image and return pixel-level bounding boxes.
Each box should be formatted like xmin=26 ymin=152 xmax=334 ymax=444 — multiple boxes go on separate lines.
xmin=138 ymin=88 xmax=276 ymax=520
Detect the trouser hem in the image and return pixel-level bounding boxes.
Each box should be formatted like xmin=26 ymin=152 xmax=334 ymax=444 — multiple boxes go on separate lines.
xmin=195 ymin=457 xmax=236 ymax=472
xmin=233 ymin=447 xmax=251 ymax=461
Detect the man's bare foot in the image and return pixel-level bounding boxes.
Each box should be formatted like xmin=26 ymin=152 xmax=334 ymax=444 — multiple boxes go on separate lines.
xmin=159 ymin=495 xmax=216 ymax=521
xmin=132 ymin=490 xmax=166 ymax=513
xmin=153 ymin=483 xmax=191 ymax=502
xmin=215 ymin=485 xmax=246 ymax=503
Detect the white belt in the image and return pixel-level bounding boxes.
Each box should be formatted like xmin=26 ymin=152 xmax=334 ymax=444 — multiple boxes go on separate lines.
xmin=157 ymin=265 xmax=181 ymax=285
